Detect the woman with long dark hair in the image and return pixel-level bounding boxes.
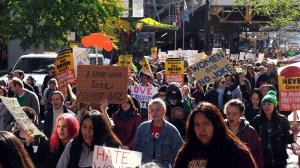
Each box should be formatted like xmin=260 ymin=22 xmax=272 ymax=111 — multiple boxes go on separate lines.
xmin=57 ymin=110 xmax=122 ymax=168
xmin=112 ymin=94 xmax=141 ymax=150
xmin=174 ymin=102 xmax=257 ymax=168
xmin=0 ymin=131 xmax=35 ymax=168
xmin=251 ymin=90 xmax=298 ymax=168
xmin=244 ymin=89 xmax=263 ymax=122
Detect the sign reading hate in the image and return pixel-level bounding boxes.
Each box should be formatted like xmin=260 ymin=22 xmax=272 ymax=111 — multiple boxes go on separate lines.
xmin=93 ymin=146 xmax=142 ymax=168
xmin=190 ymin=52 xmax=233 ymax=85
xmin=77 ymin=65 xmax=128 ymax=104
xmin=1 ymin=97 xmax=44 ymax=136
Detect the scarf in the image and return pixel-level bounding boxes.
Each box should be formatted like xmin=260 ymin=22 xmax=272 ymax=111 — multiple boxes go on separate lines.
xmin=216 ymin=88 xmax=225 ymax=110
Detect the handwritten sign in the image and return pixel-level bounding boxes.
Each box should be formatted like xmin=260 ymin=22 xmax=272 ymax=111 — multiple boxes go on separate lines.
xmin=140 ymin=57 xmax=153 ymax=77
xmin=190 ymin=52 xmax=233 ymax=85
xmin=55 ymin=49 xmax=76 ymax=93
xmin=93 ymin=146 xmax=142 ymax=168
xmin=151 ymin=47 xmax=158 ymax=59
xmin=165 ymin=58 xmax=184 ymax=85
xmin=1 ymin=97 xmax=44 ymax=136
xmin=73 ymin=48 xmax=90 ymax=73
xmin=129 ymin=85 xmax=157 ymax=109
xmin=278 ymin=62 xmax=300 ymax=111
xmin=77 ymin=65 xmax=128 ymax=104
xmin=158 ymin=53 xmax=172 ymax=62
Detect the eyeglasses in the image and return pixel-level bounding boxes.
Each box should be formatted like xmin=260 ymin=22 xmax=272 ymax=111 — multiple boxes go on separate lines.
xmin=221 ymin=81 xmax=227 ymax=84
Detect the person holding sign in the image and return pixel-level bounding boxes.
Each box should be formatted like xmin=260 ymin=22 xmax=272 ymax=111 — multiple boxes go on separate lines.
xmin=251 ymin=91 xmax=299 ymax=168
xmin=0 ymin=131 xmax=35 ymax=168
xmin=57 ymin=110 xmax=122 ymax=168
xmin=133 ymin=98 xmax=183 ymax=167
xmin=112 ymin=95 xmax=141 ymax=150
xmin=174 ymin=102 xmax=257 ymax=168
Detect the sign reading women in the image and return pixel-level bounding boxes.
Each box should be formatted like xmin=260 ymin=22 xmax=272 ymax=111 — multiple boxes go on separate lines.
xmin=189 ymin=52 xmax=232 ymax=85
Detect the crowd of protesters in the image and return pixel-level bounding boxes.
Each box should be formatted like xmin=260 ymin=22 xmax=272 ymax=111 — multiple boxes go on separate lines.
xmin=0 ymin=52 xmax=299 ymax=168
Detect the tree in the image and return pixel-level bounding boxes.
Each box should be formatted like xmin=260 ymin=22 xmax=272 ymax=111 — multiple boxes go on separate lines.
xmin=234 ymin=0 xmax=300 ymax=27
xmin=0 ymin=0 xmax=126 ymax=50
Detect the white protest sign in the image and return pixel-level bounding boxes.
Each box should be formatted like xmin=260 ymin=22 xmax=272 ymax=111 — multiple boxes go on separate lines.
xmin=257 ymin=53 xmax=264 ymax=63
xmin=93 ymin=145 xmax=142 ymax=168
xmin=239 ymin=52 xmax=246 ymax=60
xmin=1 ymin=96 xmax=44 ymax=136
xmin=190 ymin=52 xmax=233 ymax=85
xmin=129 ymin=85 xmax=158 ymax=109
xmin=158 ymin=53 xmax=172 ymax=62
xmin=73 ymin=48 xmax=90 ymax=74
xmin=212 ymin=48 xmax=222 ymax=54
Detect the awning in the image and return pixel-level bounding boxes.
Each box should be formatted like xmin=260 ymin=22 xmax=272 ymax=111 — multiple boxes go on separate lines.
xmin=134 ymin=17 xmax=175 ymax=32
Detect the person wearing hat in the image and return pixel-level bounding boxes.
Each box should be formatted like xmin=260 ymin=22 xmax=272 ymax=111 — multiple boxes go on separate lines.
xmin=251 ymin=90 xmax=299 ymax=168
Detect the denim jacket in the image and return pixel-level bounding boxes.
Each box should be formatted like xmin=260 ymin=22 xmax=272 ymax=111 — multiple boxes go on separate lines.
xmin=133 ymin=120 xmax=183 ymax=167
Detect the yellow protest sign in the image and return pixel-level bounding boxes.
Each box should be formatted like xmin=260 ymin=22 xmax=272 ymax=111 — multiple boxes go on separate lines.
xmin=278 ymin=62 xmax=300 ymax=111
xmin=118 ymin=55 xmax=132 ymax=67
xmin=55 ymin=49 xmax=76 ymax=94
xmin=190 ymin=52 xmax=233 ymax=85
xmin=140 ymin=57 xmax=153 ymax=77
xmin=165 ymin=58 xmax=184 ymax=85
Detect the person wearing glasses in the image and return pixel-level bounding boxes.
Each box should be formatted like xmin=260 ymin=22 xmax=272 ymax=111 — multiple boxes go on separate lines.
xmin=42 ymin=65 xmax=56 ymax=95
xmin=204 ymin=69 xmax=239 ymax=114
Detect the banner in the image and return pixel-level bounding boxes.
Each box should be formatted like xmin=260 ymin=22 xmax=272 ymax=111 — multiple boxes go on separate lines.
xmin=55 ymin=49 xmax=76 ymax=93
xmin=132 ymin=0 xmax=144 ymax=17
xmin=190 ymin=52 xmax=233 ymax=85
xmin=278 ymin=62 xmax=300 ymax=111
xmin=76 ymin=65 xmax=128 ymax=104
xmin=129 ymin=85 xmax=158 ymax=109
xmin=165 ymin=58 xmax=184 ymax=85
xmin=1 ymin=97 xmax=44 ymax=136
xmin=93 ymin=146 xmax=142 ymax=168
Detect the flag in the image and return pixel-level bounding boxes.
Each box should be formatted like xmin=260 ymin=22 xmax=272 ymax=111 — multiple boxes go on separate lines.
xmin=182 ymin=0 xmax=190 ymax=22
xmin=175 ymin=3 xmax=182 ymax=29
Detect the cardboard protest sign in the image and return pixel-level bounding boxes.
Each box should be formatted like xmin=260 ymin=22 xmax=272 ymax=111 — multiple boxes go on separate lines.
xmin=76 ymin=65 xmax=128 ymax=104
xmin=1 ymin=97 xmax=44 ymax=136
xmin=165 ymin=58 xmax=184 ymax=85
xmin=55 ymin=49 xmax=76 ymax=93
xmin=129 ymin=85 xmax=158 ymax=109
xmin=190 ymin=52 xmax=233 ymax=85
xmin=278 ymin=62 xmax=300 ymax=111
xmin=93 ymin=145 xmax=142 ymax=168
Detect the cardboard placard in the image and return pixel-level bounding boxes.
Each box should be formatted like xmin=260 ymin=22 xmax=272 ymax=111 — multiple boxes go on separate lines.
xmin=190 ymin=52 xmax=233 ymax=85
xmin=1 ymin=97 xmax=44 ymax=136
xmin=118 ymin=55 xmax=133 ymax=67
xmin=76 ymin=65 xmax=128 ymax=104
xmin=129 ymin=85 xmax=158 ymax=109
xmin=93 ymin=146 xmax=142 ymax=168
xmin=278 ymin=62 xmax=300 ymax=111
xmin=55 ymin=49 xmax=76 ymax=93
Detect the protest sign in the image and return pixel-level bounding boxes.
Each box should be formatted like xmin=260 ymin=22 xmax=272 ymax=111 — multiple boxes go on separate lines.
xmin=73 ymin=48 xmax=90 ymax=73
xmin=190 ymin=52 xmax=233 ymax=85
xmin=151 ymin=47 xmax=158 ymax=59
xmin=140 ymin=57 xmax=153 ymax=77
xmin=129 ymin=85 xmax=158 ymax=109
xmin=1 ymin=97 xmax=44 ymax=136
xmin=212 ymin=48 xmax=222 ymax=54
xmin=239 ymin=52 xmax=246 ymax=60
xmin=55 ymin=49 xmax=76 ymax=93
xmin=118 ymin=55 xmax=132 ymax=67
xmin=158 ymin=53 xmax=172 ymax=62
xmin=257 ymin=53 xmax=264 ymax=63
xmin=278 ymin=62 xmax=300 ymax=111
xmin=277 ymin=54 xmax=300 ymax=67
xmin=93 ymin=145 xmax=142 ymax=168
xmin=76 ymin=65 xmax=128 ymax=104
xmin=165 ymin=58 xmax=184 ymax=85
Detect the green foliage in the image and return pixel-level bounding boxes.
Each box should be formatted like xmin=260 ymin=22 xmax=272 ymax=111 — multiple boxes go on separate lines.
xmin=0 ymin=0 xmax=125 ymax=50
xmin=234 ymin=0 xmax=300 ymax=28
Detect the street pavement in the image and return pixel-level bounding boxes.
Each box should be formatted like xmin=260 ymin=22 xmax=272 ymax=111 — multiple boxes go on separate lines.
xmin=287 ymin=149 xmax=299 ymax=168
